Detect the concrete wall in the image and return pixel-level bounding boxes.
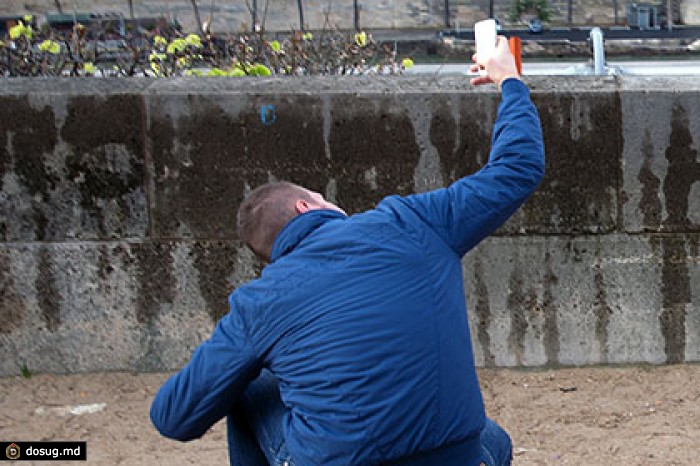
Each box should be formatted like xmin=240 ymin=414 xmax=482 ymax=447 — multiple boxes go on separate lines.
xmin=2 ymin=0 xmax=699 ymax=32
xmin=683 ymin=0 xmax=700 ymax=24
xmin=0 ymin=76 xmax=698 ymax=375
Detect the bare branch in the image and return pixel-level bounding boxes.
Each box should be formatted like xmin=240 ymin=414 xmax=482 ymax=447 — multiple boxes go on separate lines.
xmin=190 ymin=0 xmax=204 ymax=35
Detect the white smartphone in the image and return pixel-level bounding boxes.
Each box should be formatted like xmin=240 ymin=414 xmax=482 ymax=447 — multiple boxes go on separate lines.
xmin=474 ymin=19 xmax=498 ymax=76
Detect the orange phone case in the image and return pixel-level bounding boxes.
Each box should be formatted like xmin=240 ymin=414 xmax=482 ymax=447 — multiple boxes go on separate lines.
xmin=508 ymin=37 xmax=523 ymax=75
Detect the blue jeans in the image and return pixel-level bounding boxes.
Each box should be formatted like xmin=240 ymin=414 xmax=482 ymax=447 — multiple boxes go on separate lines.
xmin=228 ymin=371 xmax=512 ymax=466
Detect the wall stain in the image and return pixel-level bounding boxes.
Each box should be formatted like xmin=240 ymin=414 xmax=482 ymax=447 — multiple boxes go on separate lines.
xmin=0 ymin=251 xmax=26 ymax=334
xmin=151 ymin=101 xmax=244 ymax=237
xmin=112 ymin=243 xmax=136 ymax=268
xmin=61 ymin=95 xmax=146 ymax=238
xmin=472 ymin=259 xmax=495 ymax=367
xmin=0 ymin=96 xmax=59 ymax=240
xmin=61 ymin=95 xmax=145 ymax=155
xmin=191 ymin=241 xmax=238 ymax=322
xmin=134 ymin=242 xmax=176 ymax=325
xmin=593 ymin=270 xmax=612 ymax=362
xmin=96 ymin=244 xmax=114 ymax=281
xmin=36 ymin=247 xmax=61 ymax=331
xmin=150 ymin=95 xmax=327 ymax=238
xmin=653 ymin=103 xmax=698 ymax=363
xmin=638 ymin=129 xmax=662 ymax=229
xmin=506 ymin=253 xmax=560 ymax=366
xmin=542 ymin=253 xmax=560 ymax=365
xmin=663 ymin=104 xmax=700 ymax=229
xmin=329 ymin=96 xmax=420 ymax=213
xmin=0 ymin=97 xmax=59 ymax=194
xmin=148 ymin=110 xmax=177 ymax=235
xmin=690 ymin=235 xmax=699 ymax=259
xmin=65 ymin=145 xmax=144 ymax=237
xmin=244 ymin=96 xmax=328 ymax=194
xmin=564 ymin=240 xmax=587 ymax=263
xmin=528 ymin=94 xmax=620 ymax=233
xmin=656 ymin=236 xmax=689 ymax=363
xmin=134 ymin=323 xmax=165 ymax=372
xmin=429 ymin=96 xmax=489 ymax=186
xmin=506 ymin=269 xmax=528 ymax=365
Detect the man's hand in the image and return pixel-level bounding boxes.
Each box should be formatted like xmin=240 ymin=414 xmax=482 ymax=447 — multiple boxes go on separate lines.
xmin=470 ymin=36 xmax=520 ymax=89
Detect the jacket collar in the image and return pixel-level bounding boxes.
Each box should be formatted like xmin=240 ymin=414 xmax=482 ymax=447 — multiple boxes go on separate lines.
xmin=270 ymin=209 xmax=346 ymax=262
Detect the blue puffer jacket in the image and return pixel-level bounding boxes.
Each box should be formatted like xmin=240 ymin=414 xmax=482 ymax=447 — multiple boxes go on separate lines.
xmin=151 ymin=78 xmax=544 ymax=465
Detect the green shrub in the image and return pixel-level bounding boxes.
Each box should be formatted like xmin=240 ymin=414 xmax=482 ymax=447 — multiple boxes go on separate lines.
xmin=509 ymin=0 xmax=552 ymax=23
xmin=1 ymin=15 xmax=414 ymax=78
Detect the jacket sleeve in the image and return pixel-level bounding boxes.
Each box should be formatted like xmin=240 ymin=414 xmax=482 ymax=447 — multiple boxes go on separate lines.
xmin=150 ymin=303 xmax=260 ymax=441
xmin=402 ymin=78 xmax=545 ymax=257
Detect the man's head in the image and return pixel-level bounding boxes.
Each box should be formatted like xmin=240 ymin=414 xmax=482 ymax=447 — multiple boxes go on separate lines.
xmin=237 ymin=181 xmax=346 ymax=261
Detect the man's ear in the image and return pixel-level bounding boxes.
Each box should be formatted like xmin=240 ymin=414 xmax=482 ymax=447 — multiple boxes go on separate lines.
xmin=295 ymin=199 xmax=311 ymax=214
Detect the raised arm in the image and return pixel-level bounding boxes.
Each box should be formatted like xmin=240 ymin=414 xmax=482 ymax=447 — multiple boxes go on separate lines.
xmin=400 ymin=37 xmax=544 ymax=257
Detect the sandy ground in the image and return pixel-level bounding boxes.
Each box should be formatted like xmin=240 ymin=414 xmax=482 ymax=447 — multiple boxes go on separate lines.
xmin=1 ymin=364 xmax=699 ymax=465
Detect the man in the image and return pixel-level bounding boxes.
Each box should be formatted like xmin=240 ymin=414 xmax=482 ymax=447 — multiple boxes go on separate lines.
xmin=151 ymin=36 xmax=544 ymax=465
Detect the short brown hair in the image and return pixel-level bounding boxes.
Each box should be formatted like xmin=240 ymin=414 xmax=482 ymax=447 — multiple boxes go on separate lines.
xmin=237 ymin=181 xmax=313 ymax=260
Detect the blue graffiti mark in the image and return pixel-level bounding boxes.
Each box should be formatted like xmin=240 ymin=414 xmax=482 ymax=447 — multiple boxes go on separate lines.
xmin=260 ymin=104 xmax=277 ymax=125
